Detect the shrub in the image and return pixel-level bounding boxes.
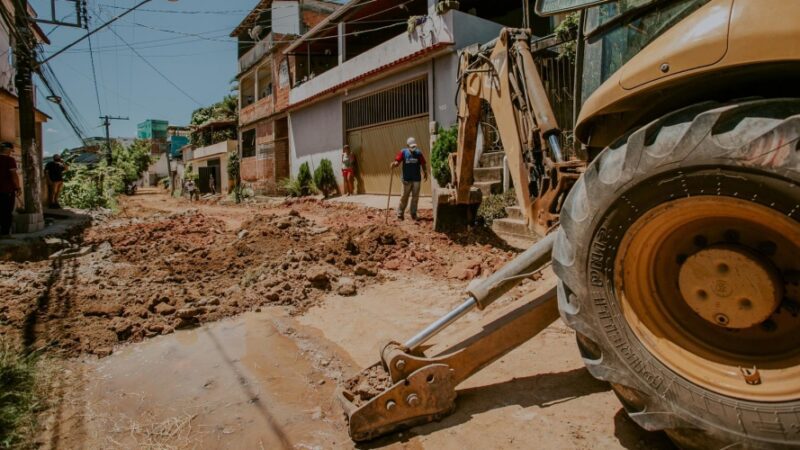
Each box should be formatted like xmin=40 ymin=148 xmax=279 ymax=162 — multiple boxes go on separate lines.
xmin=61 ymin=163 xmax=119 ymax=209
xmin=297 ymin=162 xmax=315 ymax=196
xmin=555 ymin=12 xmax=580 ymax=61
xmin=281 ymin=177 xmax=303 ymax=197
xmin=431 ymin=125 xmax=457 ymax=187
xmin=112 ymin=139 xmax=153 ymax=187
xmin=478 ymin=190 xmax=517 ymax=226
xmin=313 ymin=159 xmax=338 ymax=197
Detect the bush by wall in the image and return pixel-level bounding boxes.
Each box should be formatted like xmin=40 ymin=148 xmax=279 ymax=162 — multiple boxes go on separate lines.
xmin=297 ymin=162 xmax=315 ymax=196
xmin=478 ymin=190 xmax=517 ymax=226
xmin=282 ymin=162 xmax=318 ymax=198
xmin=431 ymin=125 xmax=457 ymax=188
xmin=313 ymin=159 xmax=338 ymax=197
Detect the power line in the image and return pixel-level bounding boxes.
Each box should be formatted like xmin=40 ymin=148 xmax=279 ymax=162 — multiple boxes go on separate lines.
xmin=106 ymin=24 xmax=203 ymax=106
xmin=87 ymin=33 xmax=103 ymax=116
xmin=100 ymin=4 xmax=253 ymax=14
xmin=43 ymin=27 xmax=235 ymax=54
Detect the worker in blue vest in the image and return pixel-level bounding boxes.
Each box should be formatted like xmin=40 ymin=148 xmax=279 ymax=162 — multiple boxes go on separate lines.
xmin=391 ymin=137 xmax=428 ymax=221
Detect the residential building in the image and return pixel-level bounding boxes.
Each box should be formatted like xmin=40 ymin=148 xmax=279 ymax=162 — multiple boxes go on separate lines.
xmin=283 ymin=0 xmax=556 ymax=195
xmin=138 ymin=120 xmax=189 ymax=186
xmin=137 ymin=119 xmax=169 ymax=141
xmin=181 ymin=119 xmax=238 ymax=194
xmin=231 ymin=0 xmax=340 ymax=194
xmin=0 ymin=0 xmax=50 ymax=212
xmin=168 ymin=125 xmax=191 ymax=158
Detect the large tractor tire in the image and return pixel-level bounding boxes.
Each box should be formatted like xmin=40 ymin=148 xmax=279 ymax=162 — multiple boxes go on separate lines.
xmin=553 ymin=99 xmax=800 ymax=449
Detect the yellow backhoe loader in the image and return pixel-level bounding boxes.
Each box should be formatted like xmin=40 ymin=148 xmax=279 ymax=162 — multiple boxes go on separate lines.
xmin=339 ymin=1 xmax=800 ymax=448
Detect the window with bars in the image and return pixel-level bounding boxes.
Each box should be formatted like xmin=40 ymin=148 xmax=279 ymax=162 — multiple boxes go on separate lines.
xmin=344 ymin=77 xmax=428 ymax=131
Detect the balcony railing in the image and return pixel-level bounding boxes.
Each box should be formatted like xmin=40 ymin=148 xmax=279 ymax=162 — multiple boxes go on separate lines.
xmin=238 ymin=34 xmax=275 ymax=74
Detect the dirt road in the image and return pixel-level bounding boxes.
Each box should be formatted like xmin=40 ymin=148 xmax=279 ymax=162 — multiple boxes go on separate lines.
xmin=2 ymin=191 xmax=675 ymax=449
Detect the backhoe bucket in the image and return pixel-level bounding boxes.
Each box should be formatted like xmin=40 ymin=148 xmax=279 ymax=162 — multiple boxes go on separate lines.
xmin=433 ymin=187 xmax=482 ymax=232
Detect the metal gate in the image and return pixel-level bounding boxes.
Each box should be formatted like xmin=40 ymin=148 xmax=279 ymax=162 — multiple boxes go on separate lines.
xmin=345 ymin=77 xmax=431 ymax=195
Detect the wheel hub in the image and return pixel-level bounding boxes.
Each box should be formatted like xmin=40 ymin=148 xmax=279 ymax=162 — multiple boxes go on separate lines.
xmin=614 ymin=196 xmax=800 ymax=401
xmin=678 ymin=245 xmax=782 ymax=329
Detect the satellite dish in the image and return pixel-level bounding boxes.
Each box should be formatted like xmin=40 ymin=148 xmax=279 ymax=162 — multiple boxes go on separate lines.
xmin=249 ymin=25 xmax=264 ymax=41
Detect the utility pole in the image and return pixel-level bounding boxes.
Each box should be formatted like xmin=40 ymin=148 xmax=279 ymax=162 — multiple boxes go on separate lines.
xmin=14 ymin=0 xmax=44 ymax=232
xmin=100 ymin=115 xmax=129 ymax=164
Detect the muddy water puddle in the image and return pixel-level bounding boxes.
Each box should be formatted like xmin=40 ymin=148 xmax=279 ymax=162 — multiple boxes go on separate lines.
xmin=57 ymin=311 xmax=351 ymax=449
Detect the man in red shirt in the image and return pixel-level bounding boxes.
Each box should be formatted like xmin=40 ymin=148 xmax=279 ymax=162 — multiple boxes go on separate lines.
xmin=0 ymin=142 xmax=21 ymax=236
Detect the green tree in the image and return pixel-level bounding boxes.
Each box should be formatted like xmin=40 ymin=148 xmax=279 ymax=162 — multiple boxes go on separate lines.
xmin=112 ymin=139 xmax=153 ymax=187
xmin=313 ymin=159 xmax=338 ymax=198
xmin=190 ymin=95 xmax=240 ymax=147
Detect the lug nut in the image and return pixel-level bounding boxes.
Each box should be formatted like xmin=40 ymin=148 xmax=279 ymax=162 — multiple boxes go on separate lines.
xmin=406 ymin=393 xmax=420 ymax=407
xmin=385 ymin=400 xmax=396 ymax=411
xmin=714 ymin=313 xmax=729 ymax=326
xmin=395 ymin=359 xmax=406 ymax=371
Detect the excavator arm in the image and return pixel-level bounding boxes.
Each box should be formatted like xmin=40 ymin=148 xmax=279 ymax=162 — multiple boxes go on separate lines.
xmin=338 ymin=233 xmax=559 ymax=441
xmin=338 ymin=28 xmax=586 ymax=443
xmin=437 ymin=28 xmax=584 ymax=236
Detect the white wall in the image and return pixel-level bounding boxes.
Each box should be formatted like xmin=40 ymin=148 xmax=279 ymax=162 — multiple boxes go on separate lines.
xmin=288 ymin=93 xmax=344 ymax=183
xmin=291 ymin=10 xmax=456 ymax=105
xmin=286 ymin=7 xmax=507 ymax=182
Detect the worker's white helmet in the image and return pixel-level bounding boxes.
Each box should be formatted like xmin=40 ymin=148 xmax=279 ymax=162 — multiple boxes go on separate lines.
xmin=407 ymin=137 xmax=417 ymax=148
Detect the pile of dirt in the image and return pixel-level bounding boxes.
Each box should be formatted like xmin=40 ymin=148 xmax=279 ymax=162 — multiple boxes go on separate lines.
xmin=343 ymin=363 xmax=393 ymax=407
xmin=0 ymin=195 xmax=522 ymax=358
xmin=0 ymin=209 xmax=413 ymax=357
xmin=233 ymin=210 xmax=408 ymax=310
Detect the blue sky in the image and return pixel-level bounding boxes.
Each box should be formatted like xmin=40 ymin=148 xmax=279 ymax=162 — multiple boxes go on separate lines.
xmin=32 ymin=0 xmax=263 ymax=155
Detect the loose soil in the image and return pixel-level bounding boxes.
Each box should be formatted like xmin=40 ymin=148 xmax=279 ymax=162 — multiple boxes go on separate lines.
xmin=0 ymin=191 xmax=514 ymax=357
xmin=1 ymin=190 xmax=676 ymax=449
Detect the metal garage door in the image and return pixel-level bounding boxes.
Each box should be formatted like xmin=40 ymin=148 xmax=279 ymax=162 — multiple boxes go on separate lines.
xmin=345 ymin=77 xmax=431 ymax=195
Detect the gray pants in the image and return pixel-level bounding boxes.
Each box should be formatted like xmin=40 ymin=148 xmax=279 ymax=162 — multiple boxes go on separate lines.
xmin=397 ymin=181 xmax=421 ymax=218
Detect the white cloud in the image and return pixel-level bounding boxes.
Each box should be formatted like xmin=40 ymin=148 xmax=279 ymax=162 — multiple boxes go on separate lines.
xmin=46 ymin=128 xmax=58 ymax=134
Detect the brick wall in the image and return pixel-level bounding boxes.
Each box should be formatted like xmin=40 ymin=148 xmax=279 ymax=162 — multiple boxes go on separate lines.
xmin=302 ymin=9 xmax=330 ymax=29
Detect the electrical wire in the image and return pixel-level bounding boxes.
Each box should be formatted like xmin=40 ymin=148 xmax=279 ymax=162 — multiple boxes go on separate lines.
xmin=105 ymin=24 xmax=203 ymax=107
xmin=87 ymin=33 xmax=104 ymax=116
xmin=2 ymin=2 xmax=92 ymax=145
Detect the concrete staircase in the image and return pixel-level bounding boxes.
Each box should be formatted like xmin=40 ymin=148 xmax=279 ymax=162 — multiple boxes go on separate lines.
xmin=492 ymin=206 xmax=539 ymax=248
xmin=473 ymin=150 xmax=504 ymax=197
xmin=474 ymin=149 xmax=538 ymax=247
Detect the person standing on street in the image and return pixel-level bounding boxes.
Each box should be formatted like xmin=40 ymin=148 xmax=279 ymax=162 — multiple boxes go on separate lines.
xmin=0 ymin=142 xmax=21 ymax=236
xmin=44 ymin=154 xmax=68 ymax=208
xmin=391 ymin=137 xmax=428 ymax=221
xmin=185 ymin=179 xmax=198 ymax=201
xmin=341 ymin=145 xmax=356 ymax=196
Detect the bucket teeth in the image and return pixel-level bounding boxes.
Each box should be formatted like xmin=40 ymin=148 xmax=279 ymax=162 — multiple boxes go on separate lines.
xmin=337 ymin=363 xmax=457 ymax=442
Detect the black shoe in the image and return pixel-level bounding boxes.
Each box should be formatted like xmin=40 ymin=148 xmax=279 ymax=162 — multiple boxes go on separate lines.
xmin=411 ymin=215 xmax=418 ymax=221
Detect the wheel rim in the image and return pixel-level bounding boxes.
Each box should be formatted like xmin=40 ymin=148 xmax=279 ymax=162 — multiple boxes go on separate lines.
xmin=615 ymin=196 xmax=800 ymax=401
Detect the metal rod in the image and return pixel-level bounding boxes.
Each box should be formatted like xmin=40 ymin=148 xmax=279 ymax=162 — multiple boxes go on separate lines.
xmin=403 ymin=297 xmax=478 ymax=350
xmin=548 ymin=134 xmax=564 ymax=162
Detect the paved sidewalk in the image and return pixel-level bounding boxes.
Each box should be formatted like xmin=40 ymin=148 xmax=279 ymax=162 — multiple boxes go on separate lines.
xmin=0 ymin=208 xmax=93 ymax=261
